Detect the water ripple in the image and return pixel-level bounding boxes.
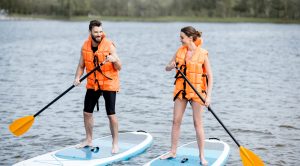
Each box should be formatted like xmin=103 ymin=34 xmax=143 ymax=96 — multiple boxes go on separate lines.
xmin=1 ymin=21 xmax=300 ymax=166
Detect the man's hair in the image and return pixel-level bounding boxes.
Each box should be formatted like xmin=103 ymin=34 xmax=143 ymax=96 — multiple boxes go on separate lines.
xmin=89 ymin=20 xmax=102 ymax=31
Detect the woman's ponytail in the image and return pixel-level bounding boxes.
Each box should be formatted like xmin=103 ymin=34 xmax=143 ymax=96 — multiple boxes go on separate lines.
xmin=196 ymin=31 xmax=202 ymax=38
xmin=181 ymin=26 xmax=202 ymax=41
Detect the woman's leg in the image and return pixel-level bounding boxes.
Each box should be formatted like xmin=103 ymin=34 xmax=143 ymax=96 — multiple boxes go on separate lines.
xmin=161 ymin=98 xmax=187 ymax=159
xmin=191 ymin=101 xmax=208 ymax=165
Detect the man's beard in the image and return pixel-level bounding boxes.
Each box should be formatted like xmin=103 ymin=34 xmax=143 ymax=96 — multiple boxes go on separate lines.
xmin=91 ymin=34 xmax=102 ymax=43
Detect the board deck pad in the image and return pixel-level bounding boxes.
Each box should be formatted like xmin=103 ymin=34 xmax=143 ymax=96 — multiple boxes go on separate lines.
xmin=55 ymin=134 xmax=145 ymax=160
xmin=13 ymin=131 xmax=153 ymax=166
xmin=145 ymin=139 xmax=230 ymax=166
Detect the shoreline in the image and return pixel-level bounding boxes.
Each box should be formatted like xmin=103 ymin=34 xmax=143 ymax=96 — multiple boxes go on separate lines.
xmin=1 ymin=14 xmax=300 ymax=24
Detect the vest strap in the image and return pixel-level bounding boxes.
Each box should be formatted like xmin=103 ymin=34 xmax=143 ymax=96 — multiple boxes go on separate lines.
xmin=173 ymin=90 xmax=185 ymax=101
xmin=173 ymin=64 xmax=187 ymax=101
xmin=93 ymin=55 xmax=113 ymax=88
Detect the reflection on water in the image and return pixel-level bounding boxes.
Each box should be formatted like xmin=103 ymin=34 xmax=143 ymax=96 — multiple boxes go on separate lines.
xmin=0 ymin=21 xmax=300 ymax=166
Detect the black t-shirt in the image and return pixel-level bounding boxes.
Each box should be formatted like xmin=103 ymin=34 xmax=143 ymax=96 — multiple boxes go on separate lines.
xmin=92 ymin=46 xmax=98 ymax=53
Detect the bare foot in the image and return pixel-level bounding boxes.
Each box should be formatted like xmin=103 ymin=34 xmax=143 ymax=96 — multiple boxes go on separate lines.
xmin=160 ymin=152 xmax=176 ymax=160
xmin=200 ymin=157 xmax=208 ymax=165
xmin=111 ymin=144 xmax=119 ymax=154
xmin=75 ymin=140 xmax=93 ymax=148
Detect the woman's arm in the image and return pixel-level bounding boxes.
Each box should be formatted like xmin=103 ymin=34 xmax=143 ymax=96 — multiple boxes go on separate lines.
xmin=204 ymin=55 xmax=213 ymax=106
xmin=165 ymin=54 xmax=176 ymax=71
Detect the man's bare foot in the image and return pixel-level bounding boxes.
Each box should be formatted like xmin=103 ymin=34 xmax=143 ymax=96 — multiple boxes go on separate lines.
xmin=75 ymin=140 xmax=93 ymax=148
xmin=160 ymin=152 xmax=176 ymax=160
xmin=111 ymin=144 xmax=119 ymax=154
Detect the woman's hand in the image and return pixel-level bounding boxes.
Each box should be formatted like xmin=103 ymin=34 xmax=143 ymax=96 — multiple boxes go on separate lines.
xmin=204 ymin=95 xmax=211 ymax=107
xmin=166 ymin=61 xmax=176 ymax=71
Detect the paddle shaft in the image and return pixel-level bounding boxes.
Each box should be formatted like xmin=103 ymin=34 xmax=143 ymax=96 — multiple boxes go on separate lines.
xmin=33 ymin=61 xmax=107 ymax=117
xmin=175 ymin=66 xmax=241 ymax=147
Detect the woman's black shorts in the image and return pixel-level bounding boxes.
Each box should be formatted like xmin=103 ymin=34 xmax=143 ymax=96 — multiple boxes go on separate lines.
xmin=83 ymin=89 xmax=116 ymax=115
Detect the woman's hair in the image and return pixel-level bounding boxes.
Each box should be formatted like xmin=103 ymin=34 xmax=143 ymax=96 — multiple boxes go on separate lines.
xmin=89 ymin=20 xmax=102 ymax=31
xmin=181 ymin=26 xmax=202 ymax=41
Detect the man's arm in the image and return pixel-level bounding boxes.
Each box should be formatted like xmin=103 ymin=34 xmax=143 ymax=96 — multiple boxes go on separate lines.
xmin=107 ymin=44 xmax=121 ymax=71
xmin=74 ymin=52 xmax=85 ymax=86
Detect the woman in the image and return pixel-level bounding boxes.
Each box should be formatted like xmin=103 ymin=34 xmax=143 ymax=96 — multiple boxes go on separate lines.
xmin=161 ymin=26 xmax=213 ymax=165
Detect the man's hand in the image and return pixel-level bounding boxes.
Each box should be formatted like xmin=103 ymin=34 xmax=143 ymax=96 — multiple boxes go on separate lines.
xmin=107 ymin=55 xmax=118 ymax=63
xmin=73 ymin=77 xmax=81 ymax=86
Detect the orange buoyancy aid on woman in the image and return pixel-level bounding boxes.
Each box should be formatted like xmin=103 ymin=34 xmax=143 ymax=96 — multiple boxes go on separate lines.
xmin=82 ymin=35 xmax=120 ymax=91
xmin=173 ymin=38 xmax=208 ymax=105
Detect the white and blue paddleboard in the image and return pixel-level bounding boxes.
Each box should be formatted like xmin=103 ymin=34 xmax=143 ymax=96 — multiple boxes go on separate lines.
xmin=14 ymin=131 xmax=153 ymax=166
xmin=145 ymin=138 xmax=230 ymax=166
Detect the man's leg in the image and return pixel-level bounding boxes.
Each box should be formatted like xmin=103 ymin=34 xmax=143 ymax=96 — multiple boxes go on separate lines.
xmin=84 ymin=112 xmax=94 ymax=145
xmin=103 ymin=91 xmax=119 ymax=153
xmin=76 ymin=89 xmax=99 ymax=148
xmin=76 ymin=112 xmax=94 ymax=148
xmin=108 ymin=114 xmax=119 ymax=153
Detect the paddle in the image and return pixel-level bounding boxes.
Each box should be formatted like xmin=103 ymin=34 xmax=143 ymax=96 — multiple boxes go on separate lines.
xmin=9 ymin=59 xmax=108 ymax=137
xmin=174 ymin=66 xmax=264 ymax=166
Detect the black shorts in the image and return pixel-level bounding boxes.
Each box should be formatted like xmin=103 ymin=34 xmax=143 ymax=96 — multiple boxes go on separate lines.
xmin=84 ymin=89 xmax=116 ymax=115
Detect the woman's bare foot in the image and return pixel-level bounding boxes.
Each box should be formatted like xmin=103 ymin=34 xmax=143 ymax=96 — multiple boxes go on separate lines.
xmin=200 ymin=156 xmax=208 ymax=165
xmin=160 ymin=152 xmax=176 ymax=160
xmin=111 ymin=144 xmax=119 ymax=154
xmin=75 ymin=140 xmax=93 ymax=148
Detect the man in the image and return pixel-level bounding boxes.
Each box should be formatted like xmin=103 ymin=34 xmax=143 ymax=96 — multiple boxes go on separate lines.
xmin=74 ymin=20 xmax=121 ymax=154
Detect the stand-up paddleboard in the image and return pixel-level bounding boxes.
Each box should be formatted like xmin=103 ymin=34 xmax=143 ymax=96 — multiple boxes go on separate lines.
xmin=145 ymin=138 xmax=230 ymax=166
xmin=14 ymin=131 xmax=153 ymax=166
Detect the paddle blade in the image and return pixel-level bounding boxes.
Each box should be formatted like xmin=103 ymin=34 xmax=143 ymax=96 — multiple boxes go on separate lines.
xmin=9 ymin=115 xmax=35 ymax=137
xmin=240 ymin=146 xmax=264 ymax=166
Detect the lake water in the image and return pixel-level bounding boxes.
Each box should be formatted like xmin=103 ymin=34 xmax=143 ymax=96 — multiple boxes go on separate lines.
xmin=0 ymin=20 xmax=299 ymax=166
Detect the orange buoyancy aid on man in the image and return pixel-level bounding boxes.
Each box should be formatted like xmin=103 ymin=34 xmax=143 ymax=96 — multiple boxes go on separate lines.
xmin=173 ymin=38 xmax=208 ymax=105
xmin=82 ymin=35 xmax=120 ymax=91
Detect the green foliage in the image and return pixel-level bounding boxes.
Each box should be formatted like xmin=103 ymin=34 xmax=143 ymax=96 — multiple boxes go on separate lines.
xmin=0 ymin=0 xmax=299 ymax=19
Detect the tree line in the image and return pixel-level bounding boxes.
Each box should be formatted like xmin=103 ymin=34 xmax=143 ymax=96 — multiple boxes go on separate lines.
xmin=1 ymin=0 xmax=299 ymax=19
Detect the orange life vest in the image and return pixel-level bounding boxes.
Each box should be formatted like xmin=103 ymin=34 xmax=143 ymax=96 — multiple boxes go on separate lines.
xmin=82 ymin=35 xmax=120 ymax=91
xmin=173 ymin=38 xmax=208 ymax=104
